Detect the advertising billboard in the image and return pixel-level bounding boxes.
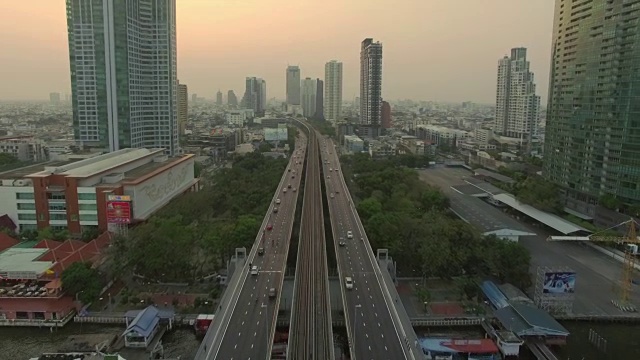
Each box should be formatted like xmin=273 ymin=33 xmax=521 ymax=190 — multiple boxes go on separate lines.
xmin=106 ymin=195 xmax=132 ymax=224
xmin=543 ymin=272 xmax=576 ymax=294
xmin=264 ymin=127 xmax=288 ymax=141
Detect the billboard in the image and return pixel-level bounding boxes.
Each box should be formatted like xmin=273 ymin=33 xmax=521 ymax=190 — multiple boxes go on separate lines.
xmin=264 ymin=127 xmax=288 ymax=141
xmin=543 ymin=272 xmax=576 ymax=294
xmin=106 ymin=195 xmax=132 ymax=224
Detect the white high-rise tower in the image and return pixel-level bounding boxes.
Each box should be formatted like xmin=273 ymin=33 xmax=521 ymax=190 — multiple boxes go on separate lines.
xmin=324 ymin=60 xmax=343 ymax=123
xmin=494 ymin=48 xmax=540 ymax=146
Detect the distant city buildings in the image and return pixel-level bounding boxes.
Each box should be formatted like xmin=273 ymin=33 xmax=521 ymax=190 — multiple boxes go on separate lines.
xmin=315 ymin=78 xmax=324 ymax=120
xmin=65 ymin=0 xmax=178 ymax=155
xmin=381 ymin=100 xmax=392 ymax=128
xmin=178 ymin=82 xmax=188 ymax=137
xmin=227 ymin=90 xmax=238 ymax=107
xmin=216 ymin=90 xmax=223 ymax=105
xmin=286 ymin=66 xmax=301 ymax=106
xmin=242 ymin=77 xmax=266 ymax=116
xmin=324 ymin=60 xmax=343 ymax=123
xmin=49 ymin=93 xmax=60 ymax=105
xmin=360 ymin=38 xmax=383 ymax=137
xmin=493 ymin=48 xmax=540 ymax=147
xmin=301 ymin=78 xmax=317 ymax=118
xmin=0 ymin=136 xmax=47 ymax=162
xmin=544 ymin=0 xmax=640 ymax=209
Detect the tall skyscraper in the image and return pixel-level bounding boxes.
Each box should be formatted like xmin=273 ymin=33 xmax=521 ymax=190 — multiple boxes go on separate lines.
xmin=242 ymin=77 xmax=266 ymax=115
xmin=360 ymin=38 xmax=383 ymax=126
xmin=178 ymin=82 xmax=188 ymax=137
xmin=227 ymin=90 xmax=238 ymax=107
xmin=314 ymin=79 xmax=324 ymax=120
xmin=301 ymin=78 xmax=317 ymax=118
xmin=286 ymin=66 xmax=301 ymax=105
xmin=381 ymin=100 xmax=392 ymax=128
xmin=544 ymin=0 xmax=640 ymax=207
xmin=493 ymin=48 xmax=540 ymax=146
xmin=66 ymin=0 xmax=178 ymax=155
xmin=216 ymin=90 xmax=223 ymax=105
xmin=324 ymin=60 xmax=343 ymax=123
xmin=49 ymin=92 xmax=61 ymax=105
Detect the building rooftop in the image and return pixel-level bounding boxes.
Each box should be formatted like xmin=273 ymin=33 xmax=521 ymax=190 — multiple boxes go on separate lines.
xmin=121 ymin=155 xmax=187 ymax=184
xmin=0 ymin=248 xmax=52 ymax=277
xmin=0 ymin=160 xmax=75 ymax=180
xmin=124 ymin=306 xmax=161 ymax=338
xmin=419 ymin=338 xmax=499 ymax=354
xmin=473 ymin=168 xmax=516 ymax=184
xmin=494 ymin=302 xmax=569 ymax=337
xmin=57 ymin=148 xmax=163 ymax=178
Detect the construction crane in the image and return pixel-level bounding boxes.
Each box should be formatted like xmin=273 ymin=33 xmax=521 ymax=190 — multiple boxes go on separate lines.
xmin=547 ymin=219 xmax=640 ymax=306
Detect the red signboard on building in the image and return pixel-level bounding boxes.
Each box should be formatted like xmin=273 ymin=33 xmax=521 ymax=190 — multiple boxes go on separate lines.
xmin=106 ymin=200 xmax=131 ymax=224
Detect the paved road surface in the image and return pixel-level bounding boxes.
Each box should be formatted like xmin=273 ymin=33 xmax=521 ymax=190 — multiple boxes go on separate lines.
xmin=321 ymin=138 xmax=409 ymax=359
xmin=199 ymin=137 xmax=307 ymax=360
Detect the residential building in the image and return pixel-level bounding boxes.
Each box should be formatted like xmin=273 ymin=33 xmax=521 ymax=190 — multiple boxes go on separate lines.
xmin=49 ymin=93 xmax=60 ymax=105
xmin=314 ymin=79 xmax=324 ymax=120
xmin=494 ymin=48 xmax=540 ymax=147
xmin=475 ymin=128 xmax=493 ymax=144
xmin=360 ymin=38 xmax=383 ymax=127
xmin=416 ymin=125 xmax=472 ymax=147
xmin=301 ymin=78 xmax=317 ymax=118
xmin=0 ymin=136 xmax=47 ymax=162
xmin=227 ymin=90 xmax=238 ymax=107
xmin=324 ymin=60 xmax=343 ymax=123
xmin=0 ymin=148 xmax=198 ymax=235
xmin=178 ymin=83 xmax=188 ymax=137
xmin=216 ymin=90 xmax=223 ymax=105
xmin=226 ymin=110 xmax=247 ymax=127
xmin=241 ymin=77 xmax=266 ymax=116
xmin=544 ymin=0 xmax=640 ymax=209
xmin=344 ymin=135 xmax=364 ymax=154
xmin=286 ymin=66 xmax=301 ymax=105
xmin=65 ymin=0 xmax=178 ymax=155
xmin=381 ymin=100 xmax=392 ymax=128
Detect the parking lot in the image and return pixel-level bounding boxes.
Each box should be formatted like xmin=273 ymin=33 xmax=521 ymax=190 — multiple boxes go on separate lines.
xmin=418 ymin=167 xmax=640 ymax=316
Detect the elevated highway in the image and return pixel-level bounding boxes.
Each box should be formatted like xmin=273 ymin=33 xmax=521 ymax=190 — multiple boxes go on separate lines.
xmin=196 ymin=133 xmax=307 ymax=360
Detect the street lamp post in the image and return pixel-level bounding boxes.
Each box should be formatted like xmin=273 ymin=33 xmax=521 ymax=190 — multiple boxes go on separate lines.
xmin=261 ymin=303 xmax=268 ymax=360
xmin=352 ymin=304 xmax=362 ymax=357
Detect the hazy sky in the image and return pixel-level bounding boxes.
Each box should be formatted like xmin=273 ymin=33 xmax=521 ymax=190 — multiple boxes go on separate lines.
xmin=0 ymin=0 xmax=554 ymax=104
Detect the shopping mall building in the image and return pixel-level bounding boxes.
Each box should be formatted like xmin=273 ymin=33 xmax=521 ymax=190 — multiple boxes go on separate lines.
xmin=0 ymin=148 xmax=199 ymax=235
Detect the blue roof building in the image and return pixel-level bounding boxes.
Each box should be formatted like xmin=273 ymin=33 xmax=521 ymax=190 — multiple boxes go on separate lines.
xmin=123 ymin=306 xmax=161 ymax=348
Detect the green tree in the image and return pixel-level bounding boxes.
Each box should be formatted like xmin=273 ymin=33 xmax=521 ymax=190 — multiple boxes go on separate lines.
xmin=485 ymin=235 xmax=532 ymax=289
xmin=61 ymin=262 xmax=102 ymax=304
xmin=80 ymin=227 xmax=101 ymax=242
xmin=258 ymin=142 xmax=273 ymax=153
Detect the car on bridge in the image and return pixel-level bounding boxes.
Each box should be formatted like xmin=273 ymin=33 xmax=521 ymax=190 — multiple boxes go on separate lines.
xmin=266 ymin=224 xmax=273 ymax=231
xmin=344 ymin=277 xmax=353 ymax=290
xmin=346 ymin=231 xmax=353 ymax=239
xmin=273 ymin=207 xmax=278 ymax=213
xmin=276 ymin=198 xmax=281 ymax=204
xmin=250 ymin=266 xmax=259 ymax=276
xmin=258 ymin=247 xmax=264 ymax=256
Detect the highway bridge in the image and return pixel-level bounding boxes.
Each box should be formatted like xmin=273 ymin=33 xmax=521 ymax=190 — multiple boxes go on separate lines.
xmin=320 ymin=135 xmax=421 ymax=359
xmin=195 ymin=133 xmax=307 ymax=360
xmin=197 ymin=120 xmax=417 ymax=359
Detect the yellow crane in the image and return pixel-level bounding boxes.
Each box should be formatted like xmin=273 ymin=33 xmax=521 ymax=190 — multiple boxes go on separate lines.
xmin=547 ymin=219 xmax=640 ymax=306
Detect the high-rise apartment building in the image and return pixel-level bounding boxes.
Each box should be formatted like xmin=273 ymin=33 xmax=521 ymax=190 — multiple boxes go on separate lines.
xmin=544 ymin=0 xmax=640 ymax=207
xmin=49 ymin=92 xmax=61 ymax=105
xmin=324 ymin=60 xmax=343 ymax=123
xmin=216 ymin=90 xmax=223 ymax=105
xmin=242 ymin=77 xmax=266 ymax=116
xmin=494 ymin=48 xmax=540 ymax=145
xmin=178 ymin=83 xmax=188 ymax=137
xmin=286 ymin=66 xmax=301 ymax=105
xmin=315 ymin=79 xmax=324 ymax=120
xmin=360 ymin=38 xmax=383 ymax=127
xmin=227 ymin=90 xmax=238 ymax=107
xmin=301 ymin=78 xmax=317 ymax=118
xmin=66 ymin=0 xmax=178 ymax=155
xmin=381 ymin=100 xmax=392 ymax=129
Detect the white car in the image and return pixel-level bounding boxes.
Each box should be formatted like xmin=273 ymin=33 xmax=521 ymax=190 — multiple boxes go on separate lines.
xmin=347 ymin=231 xmax=353 ymax=239
xmin=276 ymin=199 xmax=281 ymax=204
xmin=250 ymin=266 xmax=259 ymax=276
xmin=344 ymin=277 xmax=354 ymax=290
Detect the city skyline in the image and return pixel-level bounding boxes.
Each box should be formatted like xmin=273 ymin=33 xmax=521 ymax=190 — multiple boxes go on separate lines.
xmin=0 ymin=1 xmax=553 ymax=103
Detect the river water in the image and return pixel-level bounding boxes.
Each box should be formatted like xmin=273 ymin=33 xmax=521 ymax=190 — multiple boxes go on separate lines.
xmin=0 ymin=322 xmax=638 ymax=360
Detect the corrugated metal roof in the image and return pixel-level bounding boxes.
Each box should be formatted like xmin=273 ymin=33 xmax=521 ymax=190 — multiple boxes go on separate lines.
xmin=124 ymin=306 xmax=160 ymax=338
xmin=494 ymin=302 xmax=569 ymax=337
xmin=492 ymin=193 xmax=590 ymax=235
xmin=480 ymin=281 xmax=509 ymax=309
xmin=62 ymin=148 xmax=157 ymax=178
xmin=474 ymin=168 xmax=516 ymax=184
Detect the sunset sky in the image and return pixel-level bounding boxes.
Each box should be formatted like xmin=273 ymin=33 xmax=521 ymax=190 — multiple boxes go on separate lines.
xmin=0 ymin=0 xmax=554 ymax=103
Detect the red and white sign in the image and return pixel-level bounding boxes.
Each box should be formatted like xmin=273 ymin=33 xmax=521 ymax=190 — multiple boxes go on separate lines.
xmin=106 ymin=201 xmax=132 ymax=224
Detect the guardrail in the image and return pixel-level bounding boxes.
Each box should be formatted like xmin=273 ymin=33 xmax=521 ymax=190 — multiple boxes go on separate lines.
xmin=335 ymin=140 xmax=422 ymax=360
xmin=197 ymin=141 xmax=301 ymax=360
